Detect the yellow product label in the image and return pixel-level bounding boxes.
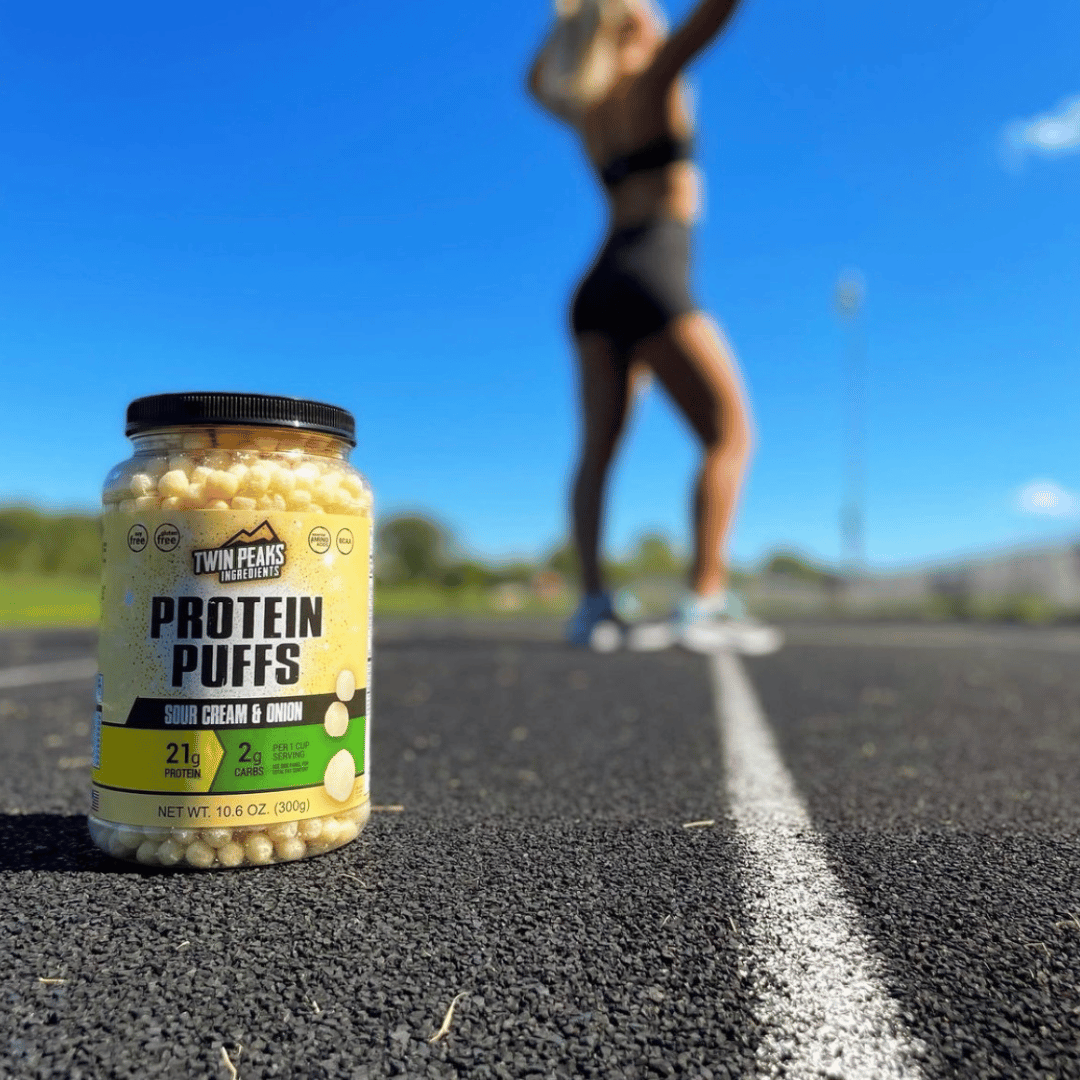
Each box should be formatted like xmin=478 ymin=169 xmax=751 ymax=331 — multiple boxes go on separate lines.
xmin=93 ymin=509 xmax=372 ymax=829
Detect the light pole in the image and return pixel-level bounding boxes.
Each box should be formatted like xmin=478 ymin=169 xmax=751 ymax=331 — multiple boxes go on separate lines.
xmin=834 ymin=269 xmax=866 ymax=579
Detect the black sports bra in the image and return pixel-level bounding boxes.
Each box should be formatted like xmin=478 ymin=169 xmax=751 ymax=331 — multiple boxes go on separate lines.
xmin=598 ymin=133 xmax=694 ymax=189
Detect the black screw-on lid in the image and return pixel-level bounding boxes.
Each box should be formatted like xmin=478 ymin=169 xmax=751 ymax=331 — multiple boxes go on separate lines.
xmin=126 ymin=392 xmax=356 ymax=446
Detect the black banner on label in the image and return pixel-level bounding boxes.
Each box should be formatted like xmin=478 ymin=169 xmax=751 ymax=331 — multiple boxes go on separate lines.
xmin=120 ymin=689 xmax=367 ymax=729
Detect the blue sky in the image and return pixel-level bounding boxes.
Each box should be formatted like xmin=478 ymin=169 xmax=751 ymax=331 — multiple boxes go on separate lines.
xmin=2 ymin=0 xmax=1078 ymax=570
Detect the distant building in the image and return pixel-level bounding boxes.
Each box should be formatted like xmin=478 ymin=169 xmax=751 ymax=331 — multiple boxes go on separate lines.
xmin=747 ymin=540 xmax=1080 ymax=618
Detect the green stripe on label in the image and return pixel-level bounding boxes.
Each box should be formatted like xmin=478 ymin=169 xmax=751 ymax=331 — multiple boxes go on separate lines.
xmin=209 ymin=716 xmax=365 ymax=794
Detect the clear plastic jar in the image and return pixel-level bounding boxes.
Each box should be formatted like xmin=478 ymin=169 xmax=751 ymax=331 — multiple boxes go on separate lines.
xmin=90 ymin=393 xmax=373 ymax=869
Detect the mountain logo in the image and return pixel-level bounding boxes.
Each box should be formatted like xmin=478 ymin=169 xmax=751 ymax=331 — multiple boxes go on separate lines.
xmin=192 ymin=521 xmax=288 ymax=583
xmin=222 ymin=522 xmax=279 ymax=547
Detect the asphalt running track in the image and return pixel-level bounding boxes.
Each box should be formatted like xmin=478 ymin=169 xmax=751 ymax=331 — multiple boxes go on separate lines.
xmin=1 ymin=621 xmax=1078 ymax=1080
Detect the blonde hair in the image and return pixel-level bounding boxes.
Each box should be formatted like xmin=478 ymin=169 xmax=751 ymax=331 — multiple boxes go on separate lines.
xmin=543 ymin=0 xmax=668 ymax=110
xmin=558 ymin=0 xmax=666 ymax=28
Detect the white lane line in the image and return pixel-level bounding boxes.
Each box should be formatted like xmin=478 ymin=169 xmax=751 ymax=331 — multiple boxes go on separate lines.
xmin=710 ymin=651 xmax=927 ymax=1080
xmin=0 ymin=657 xmax=97 ymax=690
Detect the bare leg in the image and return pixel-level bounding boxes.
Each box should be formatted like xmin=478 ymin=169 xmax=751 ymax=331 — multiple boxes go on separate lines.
xmin=629 ymin=312 xmax=755 ymax=597
xmin=570 ymin=332 xmax=646 ymax=596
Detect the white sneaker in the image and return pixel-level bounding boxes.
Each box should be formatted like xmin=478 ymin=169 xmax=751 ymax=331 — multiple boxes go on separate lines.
xmin=565 ymin=592 xmax=623 ymax=652
xmin=625 ymin=619 xmax=678 ymax=652
xmin=627 ymin=591 xmax=783 ymax=655
xmin=677 ymin=591 xmax=783 ymax=654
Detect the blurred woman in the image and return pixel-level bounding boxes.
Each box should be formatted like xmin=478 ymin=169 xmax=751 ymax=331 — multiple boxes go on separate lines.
xmin=527 ymin=0 xmax=778 ymax=652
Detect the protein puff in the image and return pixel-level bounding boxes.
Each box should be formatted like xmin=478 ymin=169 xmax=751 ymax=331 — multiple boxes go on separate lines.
xmin=89 ymin=392 xmax=373 ymax=869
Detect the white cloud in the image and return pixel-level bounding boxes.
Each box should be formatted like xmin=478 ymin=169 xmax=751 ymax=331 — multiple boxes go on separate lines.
xmin=1003 ymin=96 xmax=1080 ymax=167
xmin=1017 ymin=479 xmax=1080 ymax=518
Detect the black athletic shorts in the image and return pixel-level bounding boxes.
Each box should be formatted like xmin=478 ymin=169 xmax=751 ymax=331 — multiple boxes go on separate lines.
xmin=570 ymin=218 xmax=697 ymax=358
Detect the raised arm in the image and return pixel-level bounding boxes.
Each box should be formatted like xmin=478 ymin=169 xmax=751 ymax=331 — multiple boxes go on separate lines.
xmin=526 ymin=30 xmax=550 ymax=97
xmin=526 ymin=24 xmax=574 ymax=120
xmin=644 ymin=0 xmax=745 ymax=87
xmin=526 ymin=4 xmax=602 ymax=122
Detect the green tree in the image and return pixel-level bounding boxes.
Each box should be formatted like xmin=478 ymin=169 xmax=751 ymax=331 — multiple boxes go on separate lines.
xmin=375 ymin=514 xmax=453 ymax=584
xmin=545 ymin=539 xmax=578 ymax=580
xmin=441 ymin=559 xmax=499 ymax=590
xmin=491 ymin=559 xmax=536 ymax=586
xmin=763 ymin=550 xmax=835 ymax=586
xmin=628 ymin=532 xmax=683 ymax=578
xmin=0 ymin=506 xmax=101 ymax=577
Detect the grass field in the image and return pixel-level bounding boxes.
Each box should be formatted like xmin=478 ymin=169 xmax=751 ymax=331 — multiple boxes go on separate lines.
xmin=0 ymin=574 xmax=571 ymax=630
xmin=373 ymin=583 xmax=572 ymax=618
xmin=0 ymin=573 xmax=100 ymax=628
xmin=2 ymin=572 xmax=1070 ymax=631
